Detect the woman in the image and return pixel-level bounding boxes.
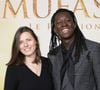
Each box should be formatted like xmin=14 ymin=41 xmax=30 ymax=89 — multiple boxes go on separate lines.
xmin=4 ymin=26 xmax=54 ymax=90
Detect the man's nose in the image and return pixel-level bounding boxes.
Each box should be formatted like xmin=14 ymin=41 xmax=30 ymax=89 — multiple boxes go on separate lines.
xmin=62 ymin=21 xmax=68 ymax=27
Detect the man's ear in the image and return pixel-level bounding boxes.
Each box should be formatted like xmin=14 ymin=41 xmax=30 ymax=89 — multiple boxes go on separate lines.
xmin=54 ymin=28 xmax=59 ymax=37
xmin=54 ymin=28 xmax=57 ymax=34
xmin=74 ymin=23 xmax=77 ymax=29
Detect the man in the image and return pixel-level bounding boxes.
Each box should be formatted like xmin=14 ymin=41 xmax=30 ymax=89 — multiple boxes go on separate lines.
xmin=48 ymin=8 xmax=100 ymax=90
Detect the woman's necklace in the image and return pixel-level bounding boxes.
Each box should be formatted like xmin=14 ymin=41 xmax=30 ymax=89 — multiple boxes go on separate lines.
xmin=25 ymin=60 xmax=42 ymax=76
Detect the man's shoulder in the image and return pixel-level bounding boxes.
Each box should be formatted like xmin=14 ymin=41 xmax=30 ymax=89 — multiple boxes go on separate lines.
xmin=85 ymin=39 xmax=100 ymax=51
xmin=85 ymin=39 xmax=100 ymax=47
xmin=48 ymin=46 xmax=60 ymax=55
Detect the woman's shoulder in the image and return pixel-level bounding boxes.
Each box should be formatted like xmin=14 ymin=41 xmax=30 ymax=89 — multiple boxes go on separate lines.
xmin=41 ymin=56 xmax=48 ymax=60
xmin=7 ymin=65 xmax=18 ymax=71
xmin=41 ymin=56 xmax=52 ymax=66
xmin=41 ymin=56 xmax=50 ymax=63
xmin=6 ymin=64 xmax=24 ymax=74
xmin=41 ymin=56 xmax=52 ymax=71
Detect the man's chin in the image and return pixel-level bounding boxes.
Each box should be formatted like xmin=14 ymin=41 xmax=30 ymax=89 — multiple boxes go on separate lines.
xmin=61 ymin=34 xmax=75 ymax=40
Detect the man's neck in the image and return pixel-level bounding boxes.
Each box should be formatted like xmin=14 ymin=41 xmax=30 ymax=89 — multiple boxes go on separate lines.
xmin=62 ymin=36 xmax=75 ymax=50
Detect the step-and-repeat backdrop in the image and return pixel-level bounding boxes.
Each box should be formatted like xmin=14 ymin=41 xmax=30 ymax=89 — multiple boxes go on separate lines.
xmin=0 ymin=0 xmax=100 ymax=89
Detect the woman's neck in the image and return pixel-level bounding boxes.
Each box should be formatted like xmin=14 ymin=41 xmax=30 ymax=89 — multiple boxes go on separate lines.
xmin=25 ymin=53 xmax=36 ymax=64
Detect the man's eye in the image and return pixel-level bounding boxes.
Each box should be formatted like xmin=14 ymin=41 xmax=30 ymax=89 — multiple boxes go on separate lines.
xmin=56 ymin=22 xmax=61 ymax=25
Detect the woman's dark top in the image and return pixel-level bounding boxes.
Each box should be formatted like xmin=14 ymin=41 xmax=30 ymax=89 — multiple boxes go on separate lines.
xmin=4 ymin=57 xmax=54 ymax=90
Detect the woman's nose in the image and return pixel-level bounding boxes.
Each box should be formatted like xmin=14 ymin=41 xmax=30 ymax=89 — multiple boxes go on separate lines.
xmin=24 ymin=42 xmax=28 ymax=47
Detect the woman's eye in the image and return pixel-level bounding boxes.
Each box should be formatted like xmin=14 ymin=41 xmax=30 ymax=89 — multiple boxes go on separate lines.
xmin=27 ymin=39 xmax=31 ymax=41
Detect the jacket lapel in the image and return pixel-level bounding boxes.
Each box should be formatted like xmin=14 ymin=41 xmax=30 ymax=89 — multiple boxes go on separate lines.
xmin=75 ymin=50 xmax=89 ymax=73
xmin=56 ymin=48 xmax=73 ymax=90
xmin=74 ymin=50 xmax=90 ymax=87
xmin=48 ymin=48 xmax=63 ymax=90
xmin=54 ymin=48 xmax=63 ymax=90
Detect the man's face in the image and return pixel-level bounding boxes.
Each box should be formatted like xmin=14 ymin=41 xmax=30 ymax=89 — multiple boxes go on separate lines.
xmin=54 ymin=12 xmax=76 ymax=40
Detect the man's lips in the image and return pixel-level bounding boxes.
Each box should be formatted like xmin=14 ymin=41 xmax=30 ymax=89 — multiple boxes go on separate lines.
xmin=62 ymin=28 xmax=69 ymax=33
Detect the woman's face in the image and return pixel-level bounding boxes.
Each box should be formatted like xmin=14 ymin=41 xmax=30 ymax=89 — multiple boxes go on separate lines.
xmin=19 ymin=32 xmax=37 ymax=57
xmin=54 ymin=12 xmax=76 ymax=40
